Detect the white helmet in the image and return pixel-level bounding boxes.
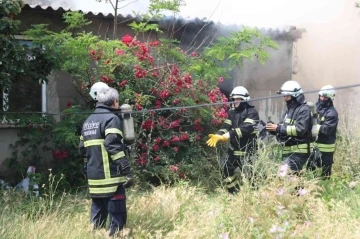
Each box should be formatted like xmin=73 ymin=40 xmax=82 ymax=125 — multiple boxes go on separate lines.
xmin=89 ymin=82 xmax=110 ymax=101
xmin=319 ymin=85 xmax=335 ymax=101
xmin=278 ymin=80 xmax=303 ymax=97
xmin=230 ymin=86 xmax=250 ymax=101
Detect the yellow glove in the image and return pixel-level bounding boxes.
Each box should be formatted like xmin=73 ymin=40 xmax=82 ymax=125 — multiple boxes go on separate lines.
xmin=206 ymin=134 xmax=228 ymax=147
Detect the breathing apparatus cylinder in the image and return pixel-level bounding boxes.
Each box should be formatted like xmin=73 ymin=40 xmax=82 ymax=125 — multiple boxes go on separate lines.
xmin=307 ymin=102 xmax=318 ymax=141
xmin=119 ymin=104 xmax=135 ymax=145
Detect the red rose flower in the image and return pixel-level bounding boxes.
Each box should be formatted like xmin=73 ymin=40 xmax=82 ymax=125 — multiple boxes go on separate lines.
xmin=89 ymin=49 xmax=96 ymax=56
xmin=183 ymin=73 xmax=192 ymax=84
xmin=154 ymin=155 xmax=160 ymax=162
xmin=155 ymin=137 xmax=162 ymax=144
xmin=155 ymin=100 xmax=162 ymax=109
xmin=118 ymin=80 xmax=127 ymax=87
xmin=121 ymin=34 xmax=133 ymax=46
xmin=159 ymin=90 xmax=171 ymax=99
xmin=139 ymin=143 xmax=147 ymax=151
xmin=162 ymin=140 xmax=170 ymax=147
xmin=66 ymin=101 xmax=72 ymax=108
xmin=173 ymin=87 xmax=182 ymax=93
xmin=53 ymin=149 xmax=68 ymax=160
xmin=170 ymin=164 xmax=179 ymax=173
xmin=194 ymin=125 xmax=204 ymax=132
xmin=142 ymin=119 xmax=155 ymax=130
xmin=149 ymin=41 xmax=160 ymax=47
xmin=152 ymin=144 xmax=160 ymax=151
xmin=100 ymin=75 xmax=114 ymax=84
xmin=135 ymin=65 xmax=146 ymax=78
xmin=180 ymin=133 xmax=189 ymax=141
xmin=171 ymin=135 xmax=180 ymax=143
xmin=115 ymin=49 xmax=124 ymax=55
xmin=194 ymin=118 xmax=201 ymax=126
xmin=171 ymin=65 xmax=179 ymax=76
xmin=152 ymin=71 xmax=159 ymax=77
xmin=137 ymin=153 xmax=148 ymax=165
xmin=135 ymin=104 xmax=143 ymax=111
xmin=169 ymin=119 xmax=181 ymax=129
xmin=173 ymin=99 xmax=181 ymax=105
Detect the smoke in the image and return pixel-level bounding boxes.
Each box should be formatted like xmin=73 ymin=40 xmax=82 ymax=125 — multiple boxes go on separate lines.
xmin=291 ymin=0 xmax=360 ymax=118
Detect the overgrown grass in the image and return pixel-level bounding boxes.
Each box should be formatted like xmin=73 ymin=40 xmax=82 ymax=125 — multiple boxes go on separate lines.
xmin=1 ymin=109 xmax=360 ymax=239
xmin=1 ymin=176 xmax=360 ymax=239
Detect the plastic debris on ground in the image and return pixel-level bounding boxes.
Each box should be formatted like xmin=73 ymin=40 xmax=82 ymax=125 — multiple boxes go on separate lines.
xmin=15 ymin=166 xmax=39 ymax=197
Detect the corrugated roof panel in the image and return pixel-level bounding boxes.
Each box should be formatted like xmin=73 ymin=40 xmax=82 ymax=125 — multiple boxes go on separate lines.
xmin=24 ymin=4 xmax=115 ymax=17
xmin=22 ymin=2 xmax=296 ymax=33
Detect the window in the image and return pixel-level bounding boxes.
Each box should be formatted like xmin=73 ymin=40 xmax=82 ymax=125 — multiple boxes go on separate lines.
xmin=1 ymin=36 xmax=47 ymax=118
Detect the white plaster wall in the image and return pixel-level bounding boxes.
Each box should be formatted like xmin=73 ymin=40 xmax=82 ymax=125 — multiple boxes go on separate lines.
xmin=292 ymin=0 xmax=360 ymax=117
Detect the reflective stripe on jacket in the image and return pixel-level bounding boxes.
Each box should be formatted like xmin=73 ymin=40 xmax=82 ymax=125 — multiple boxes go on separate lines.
xmin=282 ymin=143 xmax=308 ymax=155
xmin=312 ymin=143 xmax=336 ymax=153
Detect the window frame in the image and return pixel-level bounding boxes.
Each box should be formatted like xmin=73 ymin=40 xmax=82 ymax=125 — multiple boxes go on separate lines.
xmin=1 ymin=35 xmax=48 ymax=127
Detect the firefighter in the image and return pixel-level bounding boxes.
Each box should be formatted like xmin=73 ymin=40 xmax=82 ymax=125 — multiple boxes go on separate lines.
xmin=207 ymin=86 xmax=259 ymax=194
xmin=313 ymin=85 xmax=338 ymax=177
xmin=266 ymin=80 xmax=312 ymax=174
xmin=79 ymin=87 xmax=131 ymax=237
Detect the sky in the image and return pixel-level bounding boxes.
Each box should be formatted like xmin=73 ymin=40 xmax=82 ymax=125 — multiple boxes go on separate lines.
xmin=32 ymin=0 xmax=345 ymax=29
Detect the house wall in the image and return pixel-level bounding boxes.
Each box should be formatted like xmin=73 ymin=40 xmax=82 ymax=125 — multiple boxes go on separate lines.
xmin=292 ymin=0 xmax=360 ymax=120
xmin=0 ymin=128 xmax=19 ymax=175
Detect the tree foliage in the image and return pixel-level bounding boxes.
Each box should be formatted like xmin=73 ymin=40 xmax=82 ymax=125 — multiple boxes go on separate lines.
xmin=0 ymin=0 xmax=54 ymax=91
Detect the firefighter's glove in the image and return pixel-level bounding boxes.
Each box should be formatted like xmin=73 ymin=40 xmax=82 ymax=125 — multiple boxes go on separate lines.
xmin=115 ymin=158 xmax=131 ymax=176
xmin=123 ymin=173 xmax=135 ymax=188
xmin=206 ymin=134 xmax=228 ymax=147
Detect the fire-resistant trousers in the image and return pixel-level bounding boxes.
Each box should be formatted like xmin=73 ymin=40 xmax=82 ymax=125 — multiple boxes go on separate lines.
xmin=90 ymin=185 xmax=127 ymax=237
xmin=221 ymin=154 xmax=254 ymax=194
xmin=283 ymin=153 xmax=310 ymax=173
xmin=315 ymin=152 xmax=334 ymax=177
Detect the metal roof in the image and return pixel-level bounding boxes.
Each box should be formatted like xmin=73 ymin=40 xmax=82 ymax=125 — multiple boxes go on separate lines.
xmin=23 ymin=0 xmax=303 ymax=40
xmin=23 ymin=4 xmax=121 ymax=18
xmin=22 ymin=0 xmax=298 ymax=33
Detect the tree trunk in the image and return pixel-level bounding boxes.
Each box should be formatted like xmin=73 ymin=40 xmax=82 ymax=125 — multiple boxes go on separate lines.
xmin=113 ymin=0 xmax=119 ymax=39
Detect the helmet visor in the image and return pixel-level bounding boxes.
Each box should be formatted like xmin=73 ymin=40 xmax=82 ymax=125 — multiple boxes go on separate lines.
xmin=277 ymin=90 xmax=292 ymax=96
xmin=230 ymin=95 xmax=246 ymax=101
xmin=319 ymin=92 xmax=334 ymax=100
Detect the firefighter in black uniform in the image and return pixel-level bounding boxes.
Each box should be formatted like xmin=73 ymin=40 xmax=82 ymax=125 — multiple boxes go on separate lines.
xmin=266 ymin=80 xmax=312 ymax=174
xmin=79 ymin=87 xmax=131 ymax=237
xmin=207 ymin=86 xmax=259 ymax=194
xmin=313 ymin=85 xmax=338 ymax=177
